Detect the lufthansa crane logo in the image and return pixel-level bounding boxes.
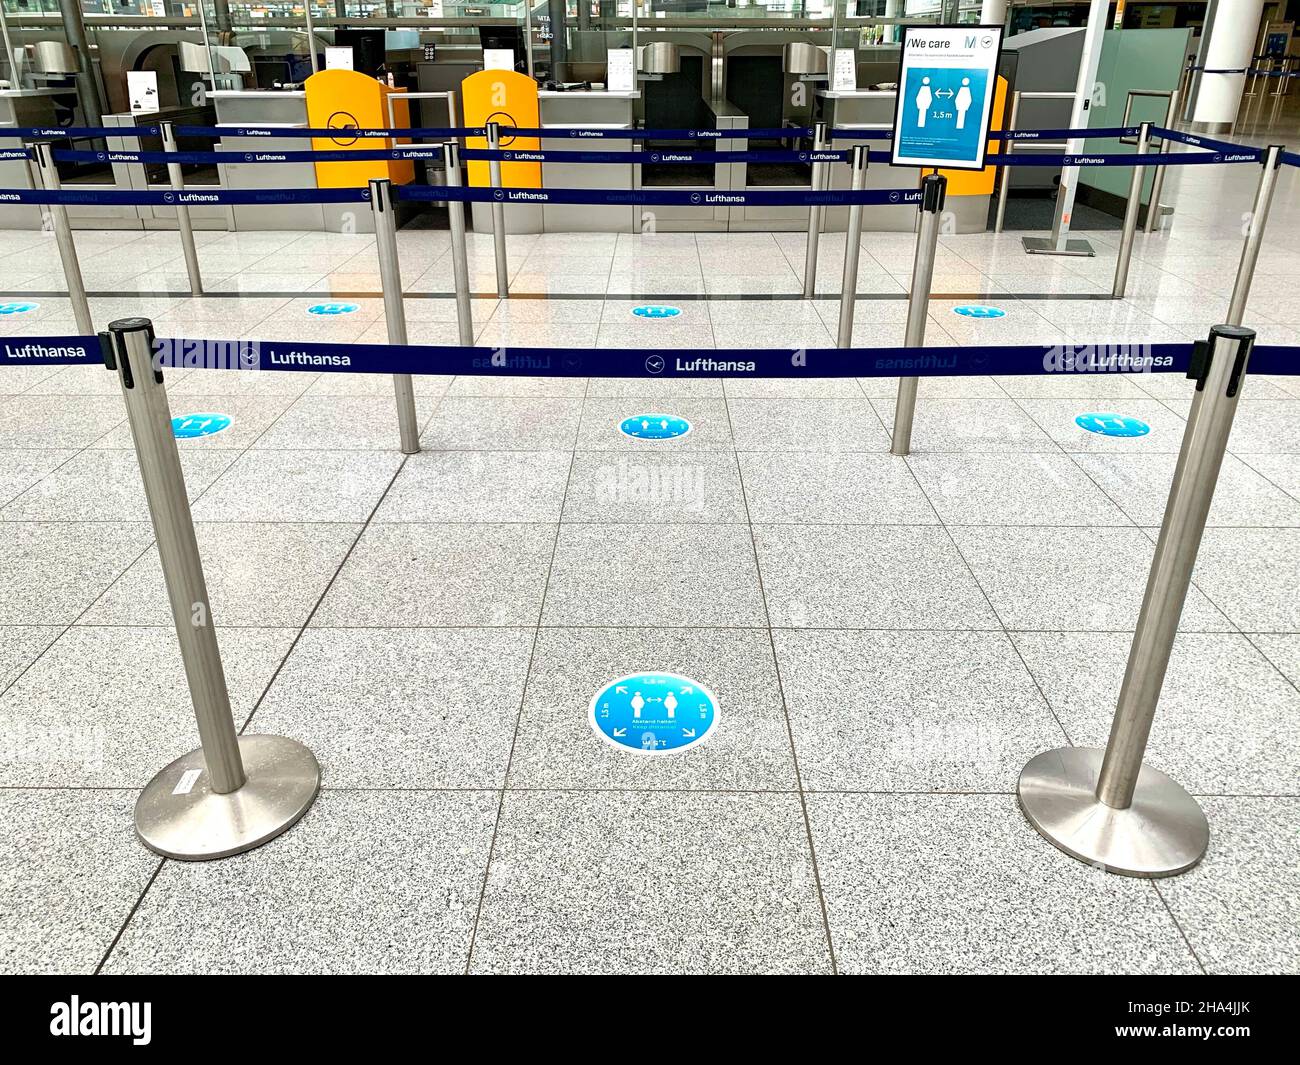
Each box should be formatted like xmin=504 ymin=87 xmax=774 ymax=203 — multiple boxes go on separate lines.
xmin=327 ymin=111 xmax=361 ymax=147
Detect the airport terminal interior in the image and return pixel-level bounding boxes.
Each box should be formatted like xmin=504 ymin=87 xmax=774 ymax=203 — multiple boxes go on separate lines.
xmin=0 ymin=0 xmax=1298 ymax=977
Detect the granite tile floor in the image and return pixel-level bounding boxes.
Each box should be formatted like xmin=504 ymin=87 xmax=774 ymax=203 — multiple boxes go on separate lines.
xmin=0 ymin=120 xmax=1297 ymax=975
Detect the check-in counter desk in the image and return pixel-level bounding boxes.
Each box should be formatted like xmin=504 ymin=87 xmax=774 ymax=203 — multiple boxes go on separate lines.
xmin=637 ymin=97 xmax=750 ymax=233
xmin=473 ymin=89 xmax=640 ymax=235
xmin=542 ymin=90 xmax=639 ymax=233
xmin=0 ymin=89 xmax=75 ymax=230
xmin=0 ymin=100 xmax=205 ymax=232
xmin=819 ymin=89 xmax=920 ymax=234
xmin=819 ymin=88 xmax=992 ymax=235
xmin=101 ymin=108 xmax=227 ymax=232
xmin=210 ymin=90 xmax=337 ymax=233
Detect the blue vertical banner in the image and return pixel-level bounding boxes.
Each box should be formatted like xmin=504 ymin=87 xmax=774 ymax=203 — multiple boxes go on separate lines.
xmin=891 ymin=26 xmax=1003 ymax=171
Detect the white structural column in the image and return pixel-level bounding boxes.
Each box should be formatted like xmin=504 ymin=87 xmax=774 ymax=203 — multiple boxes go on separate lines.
xmin=885 ymin=1 xmax=902 ymax=45
xmin=1192 ymin=0 xmax=1267 ymax=127
xmin=1024 ymin=0 xmax=1108 ymax=256
xmin=980 ymin=0 xmax=1008 ymax=24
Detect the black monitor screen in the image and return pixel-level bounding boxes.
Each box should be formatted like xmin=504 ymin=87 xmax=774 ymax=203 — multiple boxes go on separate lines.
xmin=334 ymin=29 xmax=387 ymax=77
xmin=478 ymin=26 xmax=526 ymax=73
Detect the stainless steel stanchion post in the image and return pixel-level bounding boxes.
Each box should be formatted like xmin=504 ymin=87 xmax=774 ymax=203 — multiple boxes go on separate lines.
xmin=32 ymin=142 xmax=92 ymax=335
xmin=370 ymin=178 xmax=420 ymax=455
xmin=486 ymin=121 xmax=510 ymax=299
xmin=444 ymin=142 xmax=474 ymax=346
xmin=1018 ymin=324 xmax=1255 ymax=878
xmin=1268 ymin=61 xmax=1288 ymax=127
xmin=1112 ymin=121 xmax=1151 ymax=298
xmin=1143 ymin=90 xmax=1179 ymax=234
xmin=1226 ymin=145 xmax=1284 ymax=326
xmin=160 ymin=121 xmax=204 ymax=295
xmin=835 ymin=144 xmax=869 ymax=347
xmin=802 ymin=120 xmax=828 ymax=299
xmin=105 ymin=318 xmax=320 ymax=860
xmin=994 ymin=90 xmax=1021 ymax=234
xmin=889 ymin=173 xmax=946 ymax=458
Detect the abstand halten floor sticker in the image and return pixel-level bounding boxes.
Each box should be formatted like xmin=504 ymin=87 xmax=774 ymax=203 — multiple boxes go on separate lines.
xmin=171 ymin=413 xmax=232 ymax=439
xmin=306 ymin=302 xmax=360 ymax=316
xmin=1075 ymin=412 xmax=1152 ymax=438
xmin=631 ymin=305 xmax=682 ymax=319
xmin=952 ymin=304 xmax=1006 ymax=319
xmin=619 ymin=415 xmax=692 ymax=440
xmin=589 ymin=673 xmax=719 ymax=755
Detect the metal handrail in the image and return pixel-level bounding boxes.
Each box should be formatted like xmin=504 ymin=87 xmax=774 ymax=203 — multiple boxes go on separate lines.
xmin=994 ymin=91 xmax=1077 ymax=234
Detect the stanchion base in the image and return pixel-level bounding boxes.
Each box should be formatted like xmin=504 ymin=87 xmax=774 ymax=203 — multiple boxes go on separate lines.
xmin=1017 ymin=747 xmax=1208 ymax=878
xmin=135 ymin=734 xmax=321 ymax=861
xmin=1022 ymin=236 xmax=1096 ymax=257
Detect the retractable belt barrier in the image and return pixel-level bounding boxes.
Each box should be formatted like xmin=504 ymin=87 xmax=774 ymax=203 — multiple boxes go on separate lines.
xmin=1149 ymin=126 xmax=1265 ymax=159
xmin=1 ymin=186 xmax=374 ymax=206
xmin=2 ymin=184 xmax=923 ymax=208
xmin=27 ymin=132 xmax=1267 ymax=174
xmin=53 ymin=147 xmax=451 ymax=165
xmin=987 ymin=149 xmax=1262 ymax=167
xmin=993 ymin=125 xmax=1142 ymax=141
xmin=2 ymin=122 xmax=1271 ymax=157
xmin=0 ymin=125 xmax=161 ymax=139
xmin=173 ymin=125 xmax=474 ymax=140
xmin=461 ymin=147 xmax=859 ymax=165
xmin=396 ymin=184 xmax=924 ymax=207
xmin=12 ymin=308 xmax=1284 ymax=883
xmin=1189 ymin=65 xmax=1300 ymax=77
xmin=505 ymin=126 xmax=809 ymax=140
xmin=6 ymin=333 xmax=1298 ymax=379
xmin=3 ymin=122 xmax=1158 ymax=144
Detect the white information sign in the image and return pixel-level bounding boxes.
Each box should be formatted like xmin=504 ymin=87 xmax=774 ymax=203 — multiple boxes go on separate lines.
xmin=127 ymin=70 xmax=160 ymax=115
xmin=890 ymin=26 xmax=1003 ymax=171
xmin=831 ymin=48 xmax=857 ymax=92
xmin=325 ymin=47 xmax=354 ymax=71
xmin=608 ymin=48 xmax=636 ymax=92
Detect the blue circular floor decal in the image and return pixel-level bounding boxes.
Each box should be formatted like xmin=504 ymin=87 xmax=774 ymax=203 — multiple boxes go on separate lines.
xmin=1075 ymin=412 xmax=1151 ymax=438
xmin=172 ymin=413 xmax=232 ymax=439
xmin=952 ymin=305 xmax=1006 ymax=319
xmin=631 ymin=305 xmax=681 ymax=320
xmin=0 ymin=301 xmax=39 ymax=315
xmin=306 ymin=301 xmax=359 ymax=316
xmin=589 ymin=672 xmax=719 ymax=755
xmin=619 ymin=414 xmax=692 ymax=440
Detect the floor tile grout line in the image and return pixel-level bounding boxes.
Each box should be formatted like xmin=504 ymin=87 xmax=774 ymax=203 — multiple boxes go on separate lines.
xmin=0 ymin=533 xmax=160 ymax=702
xmin=462 ymin=436 xmax=582 ymax=974
xmin=234 ymin=455 xmax=411 ymax=737
xmin=1237 ymin=630 xmax=1300 ymax=702
xmin=1234 ymin=451 xmax=1300 ymax=508
xmin=1001 ymin=393 xmax=1139 ymax=527
xmin=897 ymin=448 xmax=1077 ymax=748
xmin=1151 ymin=879 xmax=1208 ymax=975
xmin=722 ymin=373 xmax=840 ymax=975
xmin=916 ymin=399 xmax=1231 ymax=976
xmin=0 ymin=392 xmax=265 ymax=697
xmin=90 ymin=453 xmax=411 ymax=976
xmin=93 ymin=856 xmax=167 ymax=976
xmin=896 ymin=416 xmax=1216 ymax=976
